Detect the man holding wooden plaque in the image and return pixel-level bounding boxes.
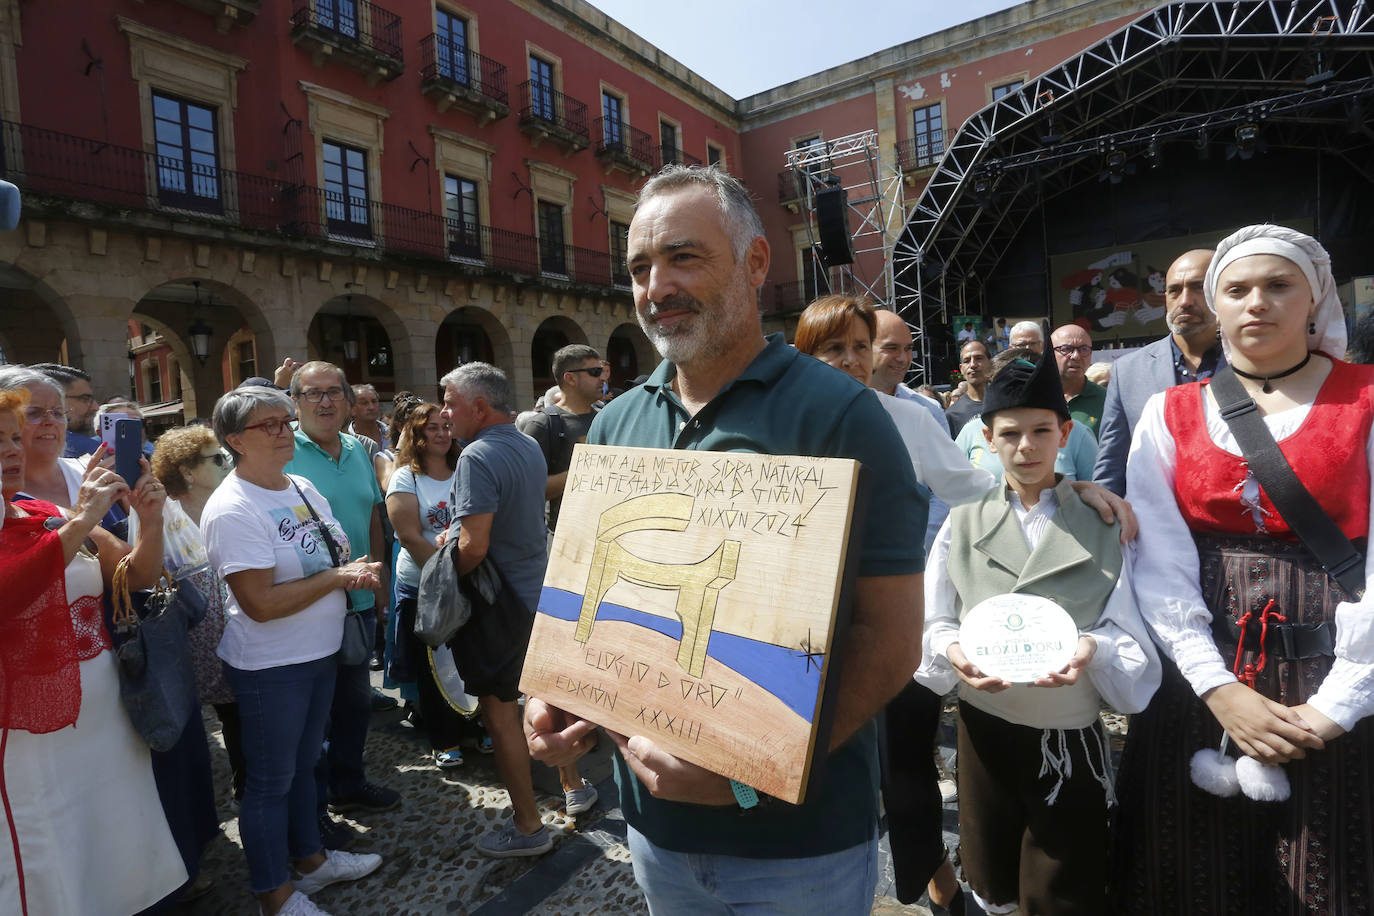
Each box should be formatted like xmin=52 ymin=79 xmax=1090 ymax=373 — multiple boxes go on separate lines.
xmin=523 ymin=164 xmax=927 ymax=913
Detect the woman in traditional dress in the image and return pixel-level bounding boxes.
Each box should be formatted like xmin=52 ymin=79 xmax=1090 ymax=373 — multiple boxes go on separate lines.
xmin=0 ymin=387 xmax=188 ymax=915
xmin=1113 ymin=224 xmax=1374 ymax=914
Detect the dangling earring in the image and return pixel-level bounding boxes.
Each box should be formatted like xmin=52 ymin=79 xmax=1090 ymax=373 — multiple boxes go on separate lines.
xmin=1216 ymin=327 xmax=1223 ymax=341
xmin=1308 ymin=320 xmax=1317 ymax=335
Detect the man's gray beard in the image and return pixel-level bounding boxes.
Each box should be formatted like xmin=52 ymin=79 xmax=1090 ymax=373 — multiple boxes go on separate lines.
xmin=1167 ymin=315 xmax=1214 ymax=340
xmin=70 ymin=419 xmax=96 ymax=436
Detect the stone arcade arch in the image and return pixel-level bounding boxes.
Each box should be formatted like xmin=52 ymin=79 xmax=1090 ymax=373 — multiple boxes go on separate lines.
xmin=305 ymin=293 xmax=407 ymax=399
xmin=605 ymin=322 xmax=655 ymax=391
xmin=435 ymin=305 xmax=514 ymax=398
xmin=529 ymin=315 xmax=590 ymax=399
xmin=131 ymin=278 xmax=274 ymax=421
xmin=0 ymin=263 xmax=79 ymax=366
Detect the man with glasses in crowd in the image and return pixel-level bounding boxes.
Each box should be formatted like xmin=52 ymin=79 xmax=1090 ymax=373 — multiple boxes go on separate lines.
xmin=516 ymin=344 xmax=605 ymax=536
xmin=30 ymin=363 xmax=101 ymax=458
xmin=1050 ymin=324 xmax=1106 ymax=437
xmin=283 ymin=361 xmax=400 ymax=851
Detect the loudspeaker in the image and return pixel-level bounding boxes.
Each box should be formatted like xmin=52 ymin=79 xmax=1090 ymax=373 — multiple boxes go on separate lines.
xmin=813 ymin=185 xmax=854 ymax=268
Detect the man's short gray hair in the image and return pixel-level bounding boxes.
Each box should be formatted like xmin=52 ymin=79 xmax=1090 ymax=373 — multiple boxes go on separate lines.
xmin=637 ymin=164 xmax=764 ymax=261
xmin=352 ymin=383 xmax=378 ymax=399
xmin=441 ymin=362 xmax=512 ymax=414
xmin=1009 ymin=320 xmax=1044 ymax=342
xmin=552 ymin=344 xmax=600 ymax=385
xmin=0 ymin=366 xmax=65 ymax=405
xmin=289 ymin=361 xmax=354 ymax=406
xmin=212 ymin=385 xmax=295 ymax=461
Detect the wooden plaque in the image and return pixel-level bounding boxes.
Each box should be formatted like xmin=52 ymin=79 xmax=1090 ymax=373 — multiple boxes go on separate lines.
xmin=520 ymin=444 xmax=863 ymax=804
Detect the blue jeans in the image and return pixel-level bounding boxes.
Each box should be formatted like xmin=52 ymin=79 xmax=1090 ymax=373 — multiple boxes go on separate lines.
xmin=224 ymin=655 xmax=337 ymax=894
xmin=626 ymin=824 xmax=879 ymax=915
xmin=315 ymin=608 xmax=376 ymax=809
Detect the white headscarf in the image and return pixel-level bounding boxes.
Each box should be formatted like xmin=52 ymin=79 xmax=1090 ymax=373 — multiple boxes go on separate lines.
xmin=1203 ymin=224 xmax=1346 ymax=358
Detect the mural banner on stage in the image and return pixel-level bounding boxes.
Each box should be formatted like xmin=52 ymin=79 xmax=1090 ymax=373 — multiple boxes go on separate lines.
xmin=1050 ymin=222 xmax=1310 ymax=342
xmin=520 ymin=444 xmax=864 ymax=804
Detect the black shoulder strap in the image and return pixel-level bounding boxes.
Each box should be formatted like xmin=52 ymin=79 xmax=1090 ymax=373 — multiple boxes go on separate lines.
xmin=290 ymin=478 xmax=354 ymax=608
xmin=1209 ymin=366 xmax=1365 ymax=598
xmin=539 ymin=404 xmax=567 ymax=469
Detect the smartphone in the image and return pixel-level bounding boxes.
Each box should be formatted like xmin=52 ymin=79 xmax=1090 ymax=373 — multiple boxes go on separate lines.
xmin=99 ymin=411 xmax=128 ymax=452
xmin=113 ymin=417 xmax=143 ymax=486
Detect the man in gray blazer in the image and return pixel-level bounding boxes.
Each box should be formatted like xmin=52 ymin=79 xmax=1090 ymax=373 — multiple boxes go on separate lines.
xmin=1092 ymin=249 xmax=1224 ymax=495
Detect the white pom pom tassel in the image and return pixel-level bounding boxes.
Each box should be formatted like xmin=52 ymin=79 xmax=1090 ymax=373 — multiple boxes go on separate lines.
xmin=1190 ymin=748 xmax=1241 ymax=797
xmin=1235 ymin=755 xmax=1291 ymax=802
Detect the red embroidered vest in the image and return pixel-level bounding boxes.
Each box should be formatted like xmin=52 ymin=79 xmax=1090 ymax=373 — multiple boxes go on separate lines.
xmin=1163 ymin=358 xmax=1374 ymax=540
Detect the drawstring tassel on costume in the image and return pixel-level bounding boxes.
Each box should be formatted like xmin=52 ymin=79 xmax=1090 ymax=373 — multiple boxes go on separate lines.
xmin=1189 ymin=598 xmax=1292 ymax=802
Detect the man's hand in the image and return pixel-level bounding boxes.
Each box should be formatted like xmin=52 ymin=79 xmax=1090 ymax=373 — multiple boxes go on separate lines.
xmin=1203 ymin=682 xmax=1324 ymax=764
xmin=608 ymin=731 xmax=736 ymax=805
xmin=1069 ymin=480 xmax=1137 ymax=543
xmin=946 ymin=642 xmax=1012 ymax=693
xmin=273 ymin=357 xmax=301 ymax=389
xmin=524 ymin=697 xmax=598 ymax=767
xmin=1032 ymin=635 xmax=1097 ymax=687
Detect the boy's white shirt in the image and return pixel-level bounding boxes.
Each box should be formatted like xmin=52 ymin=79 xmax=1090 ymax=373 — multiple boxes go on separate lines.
xmin=918 ymin=485 xmax=1161 ymax=729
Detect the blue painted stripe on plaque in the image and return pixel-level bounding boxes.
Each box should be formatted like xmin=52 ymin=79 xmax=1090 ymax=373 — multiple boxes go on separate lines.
xmin=538 ymin=586 xmax=820 ymax=722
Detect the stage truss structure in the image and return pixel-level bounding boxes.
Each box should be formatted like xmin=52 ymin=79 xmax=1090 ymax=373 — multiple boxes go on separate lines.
xmin=893 ymin=0 xmax=1374 ymax=380
xmin=782 ymin=130 xmax=906 ymax=312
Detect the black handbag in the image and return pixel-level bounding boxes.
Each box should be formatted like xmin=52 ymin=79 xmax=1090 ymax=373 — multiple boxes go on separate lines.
xmin=449 ymin=559 xmax=534 ymax=698
xmin=111 ymin=556 xmax=206 ymax=752
xmin=290 ymin=480 xmax=372 ymax=666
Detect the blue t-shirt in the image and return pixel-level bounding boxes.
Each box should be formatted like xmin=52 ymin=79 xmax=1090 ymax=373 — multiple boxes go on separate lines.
xmin=448 ymin=422 xmax=548 ymax=611
xmin=588 ymin=333 xmax=926 ymax=860
xmin=284 ymin=430 xmax=383 ymax=610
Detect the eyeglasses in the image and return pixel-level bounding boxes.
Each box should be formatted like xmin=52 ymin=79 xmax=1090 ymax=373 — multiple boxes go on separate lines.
xmin=242 ymin=417 xmax=293 ymax=437
xmin=24 ymin=406 xmax=66 ymax=424
xmin=66 ymin=393 xmax=96 ymax=404
xmin=298 ymin=387 xmax=345 ymax=404
xmin=196 ymin=452 xmax=229 ymax=468
xmin=568 ymin=366 xmax=605 ymax=378
xmin=1052 ymin=345 xmax=1092 ymax=357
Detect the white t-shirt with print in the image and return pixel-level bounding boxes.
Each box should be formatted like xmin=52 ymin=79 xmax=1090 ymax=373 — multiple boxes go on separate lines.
xmin=202 ymin=473 xmax=350 ymax=671
xmin=386 ymin=464 xmax=453 ymax=589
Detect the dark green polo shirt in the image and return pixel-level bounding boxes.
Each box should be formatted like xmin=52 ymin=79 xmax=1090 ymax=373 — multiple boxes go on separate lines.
xmin=588 ymin=332 xmax=927 ymax=859
xmin=1067 ymin=379 xmax=1107 ymax=438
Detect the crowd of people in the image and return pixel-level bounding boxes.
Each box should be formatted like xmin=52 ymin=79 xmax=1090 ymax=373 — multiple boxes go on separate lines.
xmin=2 ymin=162 xmax=1372 ymax=916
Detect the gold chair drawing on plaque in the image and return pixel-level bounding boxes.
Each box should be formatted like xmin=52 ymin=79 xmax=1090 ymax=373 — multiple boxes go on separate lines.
xmin=574 ymin=493 xmax=741 ymax=678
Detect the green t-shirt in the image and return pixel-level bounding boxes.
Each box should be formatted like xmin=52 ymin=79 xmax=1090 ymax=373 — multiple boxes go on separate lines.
xmin=285 ymin=429 xmax=383 ymax=610
xmin=587 ymin=333 xmax=927 ymax=859
xmin=1067 ymin=379 xmax=1107 ymax=437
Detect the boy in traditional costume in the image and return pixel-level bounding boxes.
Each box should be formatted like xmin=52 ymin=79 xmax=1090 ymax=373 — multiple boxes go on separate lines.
xmin=919 ymin=350 xmax=1160 ymax=914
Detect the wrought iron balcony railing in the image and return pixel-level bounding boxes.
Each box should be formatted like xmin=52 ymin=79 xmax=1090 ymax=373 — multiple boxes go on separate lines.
xmin=895 ymin=132 xmax=944 ymax=171
xmin=778 ymin=169 xmax=805 ymax=206
xmin=656 ymin=145 xmax=702 ymax=169
xmin=418 ymin=35 xmax=508 ymax=108
xmin=594 ymin=118 xmax=655 ymax=173
xmin=0 ymin=120 xmax=631 ymax=295
xmin=290 ymin=0 xmax=403 ymax=67
xmin=517 ymin=81 xmax=590 ymax=147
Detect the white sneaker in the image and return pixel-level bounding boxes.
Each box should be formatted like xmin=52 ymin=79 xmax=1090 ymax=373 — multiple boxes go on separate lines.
xmin=293 ymin=849 xmax=383 ymax=896
xmin=565 ymin=778 xmax=599 ymax=816
xmin=262 ymin=890 xmax=333 ymax=916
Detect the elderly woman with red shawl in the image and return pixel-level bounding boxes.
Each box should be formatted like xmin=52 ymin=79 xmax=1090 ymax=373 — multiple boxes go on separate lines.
xmin=0 ymin=387 xmax=185 ymax=914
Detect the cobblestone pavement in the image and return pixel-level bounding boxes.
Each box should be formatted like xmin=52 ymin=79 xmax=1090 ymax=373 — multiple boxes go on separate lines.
xmin=184 ymin=681 xmax=1128 ymax=915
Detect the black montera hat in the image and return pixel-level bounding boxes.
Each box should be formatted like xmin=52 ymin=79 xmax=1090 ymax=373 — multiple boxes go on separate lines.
xmin=981 ymin=348 xmax=1070 ymax=423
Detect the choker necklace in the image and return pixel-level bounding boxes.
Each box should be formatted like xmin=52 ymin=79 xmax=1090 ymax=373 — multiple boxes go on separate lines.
xmin=1232 ymin=352 xmax=1311 ymax=393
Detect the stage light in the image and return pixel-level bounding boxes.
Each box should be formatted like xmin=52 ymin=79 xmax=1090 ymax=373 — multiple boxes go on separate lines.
xmin=1227 ymin=122 xmax=1261 ymax=161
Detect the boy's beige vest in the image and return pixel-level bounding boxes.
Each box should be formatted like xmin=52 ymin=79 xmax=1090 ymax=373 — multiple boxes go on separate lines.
xmin=945 ymin=477 xmax=1122 ymax=728
xmin=946 ymin=477 xmax=1122 ymax=627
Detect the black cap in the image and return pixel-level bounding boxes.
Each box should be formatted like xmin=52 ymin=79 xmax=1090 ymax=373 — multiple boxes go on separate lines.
xmin=981 ymin=348 xmax=1070 ymax=423
xmin=238 ymin=377 xmax=276 ymax=389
